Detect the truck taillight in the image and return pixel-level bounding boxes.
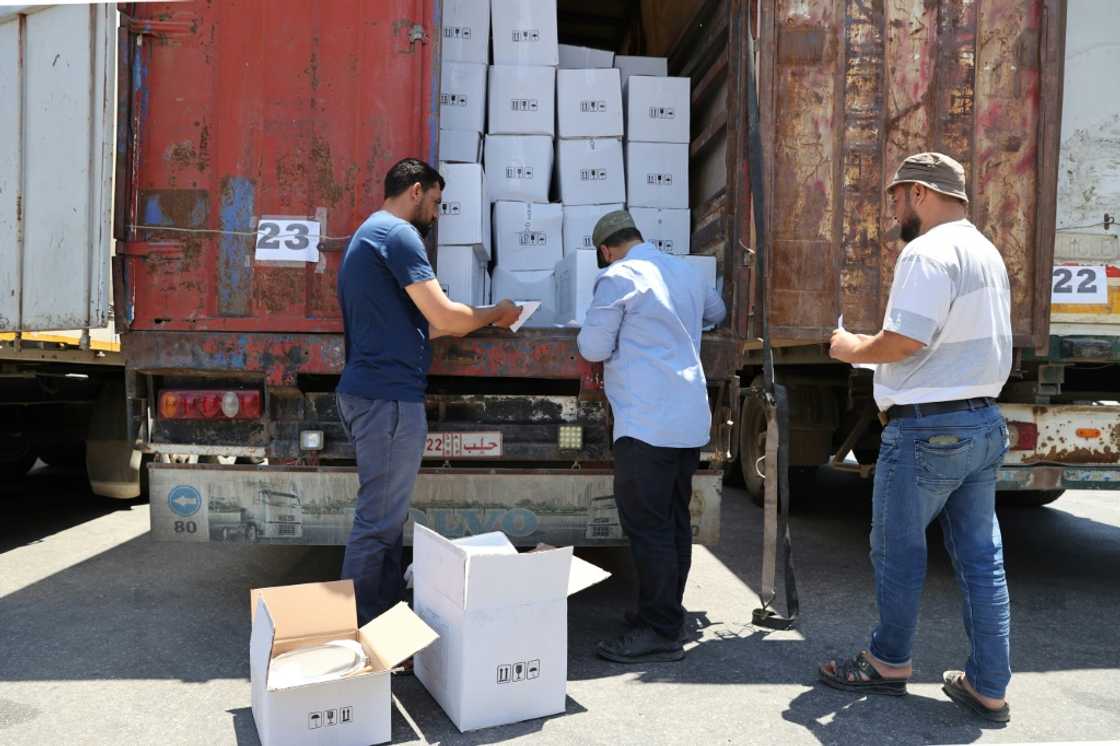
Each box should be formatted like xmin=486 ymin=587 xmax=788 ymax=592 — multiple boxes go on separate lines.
xmin=1006 ymin=421 xmax=1037 ymax=451
xmin=159 ymin=390 xmax=262 ymax=420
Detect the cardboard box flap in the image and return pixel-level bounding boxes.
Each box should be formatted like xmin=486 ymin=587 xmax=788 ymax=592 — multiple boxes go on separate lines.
xmin=250 ymin=579 xmax=356 ymax=642
xmin=358 ymin=602 xmax=439 ymax=672
xmin=464 ymin=546 xmax=573 ymax=610
xmin=413 ymin=524 xmax=470 ymax=608
xmin=452 ymin=530 xmax=519 ymax=556
xmin=568 ymin=554 xmax=612 ymax=596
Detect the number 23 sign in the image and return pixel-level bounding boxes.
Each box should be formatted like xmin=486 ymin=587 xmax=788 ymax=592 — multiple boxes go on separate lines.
xmin=1051 ymin=265 xmax=1107 ymax=305
xmin=255 ymin=218 xmax=321 ymax=263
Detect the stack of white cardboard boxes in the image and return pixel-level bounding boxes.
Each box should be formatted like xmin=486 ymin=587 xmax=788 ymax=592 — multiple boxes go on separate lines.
xmin=487 ymin=0 xmax=562 ymax=325
xmin=435 ymin=0 xmax=713 ymax=330
xmin=436 ymin=0 xmax=492 ymax=308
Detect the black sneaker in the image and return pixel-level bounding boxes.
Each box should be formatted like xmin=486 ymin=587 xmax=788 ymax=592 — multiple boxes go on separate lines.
xmin=597 ymin=626 xmax=685 ymax=663
xmin=623 ymin=610 xmax=689 ymax=643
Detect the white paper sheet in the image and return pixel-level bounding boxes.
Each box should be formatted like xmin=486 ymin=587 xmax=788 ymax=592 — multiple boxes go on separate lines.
xmin=837 ymin=315 xmax=877 ymax=372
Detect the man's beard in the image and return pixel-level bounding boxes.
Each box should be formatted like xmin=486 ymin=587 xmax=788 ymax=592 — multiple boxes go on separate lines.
xmin=899 ymin=212 xmax=922 ymax=242
xmin=412 ymin=218 xmax=435 ymax=238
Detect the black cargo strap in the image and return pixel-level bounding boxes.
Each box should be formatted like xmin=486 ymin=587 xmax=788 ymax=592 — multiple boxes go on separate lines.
xmin=743 ymin=16 xmax=799 ymax=630
xmin=752 ymin=383 xmax=799 ymax=630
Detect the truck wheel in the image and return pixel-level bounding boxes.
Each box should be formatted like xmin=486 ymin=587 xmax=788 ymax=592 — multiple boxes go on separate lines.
xmin=738 ymin=388 xmax=768 ymax=502
xmin=998 ymin=490 xmax=1065 ymax=508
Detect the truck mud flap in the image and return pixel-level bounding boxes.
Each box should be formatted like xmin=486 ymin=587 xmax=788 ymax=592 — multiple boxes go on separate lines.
xmin=148 ymin=464 xmax=722 ymax=547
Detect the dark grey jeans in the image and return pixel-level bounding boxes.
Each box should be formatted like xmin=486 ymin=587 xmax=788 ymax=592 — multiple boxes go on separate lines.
xmin=337 ymin=393 xmax=427 ymax=625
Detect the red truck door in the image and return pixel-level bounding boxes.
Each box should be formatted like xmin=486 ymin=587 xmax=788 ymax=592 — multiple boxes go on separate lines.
xmin=118 ymin=0 xmax=437 ymax=333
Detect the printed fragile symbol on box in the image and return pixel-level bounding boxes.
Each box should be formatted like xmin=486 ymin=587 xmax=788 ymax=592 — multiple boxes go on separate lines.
xmin=510 ymin=98 xmax=540 ymax=112
xmin=580 ymin=168 xmax=608 ymax=181
xmin=440 ymin=93 xmax=470 ymax=106
xmin=505 ymin=166 xmax=535 ymax=180
xmin=646 ymin=173 xmax=674 ymax=186
xmin=512 ymin=28 xmax=541 ymax=42
xmin=496 ymin=659 xmax=541 ymax=684
xmin=654 ymin=239 xmax=675 ymax=252
xmin=440 ymin=201 xmax=463 ymax=216
xmin=580 ymin=100 xmax=607 ymax=113
xmin=444 ymin=26 xmax=473 ymax=40
xmin=518 ymin=231 xmax=548 ymax=246
xmin=648 ymin=106 xmax=676 ymax=119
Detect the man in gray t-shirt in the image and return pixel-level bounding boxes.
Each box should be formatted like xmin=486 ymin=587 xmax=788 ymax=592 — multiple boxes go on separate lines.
xmin=817 ymin=153 xmax=1014 ymax=724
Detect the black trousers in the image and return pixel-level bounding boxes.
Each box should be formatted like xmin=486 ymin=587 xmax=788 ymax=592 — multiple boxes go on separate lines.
xmin=613 ymin=436 xmax=700 ymax=639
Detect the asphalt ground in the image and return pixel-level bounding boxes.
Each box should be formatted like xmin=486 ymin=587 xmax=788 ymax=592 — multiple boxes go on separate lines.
xmin=2 ymin=462 xmax=1118 ymax=745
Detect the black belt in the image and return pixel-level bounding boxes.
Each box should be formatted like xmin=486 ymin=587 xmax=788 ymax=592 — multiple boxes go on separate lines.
xmin=884 ymin=397 xmax=995 ymax=423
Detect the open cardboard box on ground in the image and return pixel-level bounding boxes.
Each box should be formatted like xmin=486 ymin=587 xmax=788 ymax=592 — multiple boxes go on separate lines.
xmin=412 ymin=526 xmax=610 ymax=732
xmin=250 ymin=580 xmax=437 ymax=746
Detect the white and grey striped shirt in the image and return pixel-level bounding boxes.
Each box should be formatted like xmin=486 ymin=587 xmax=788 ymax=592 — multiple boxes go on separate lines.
xmin=874 ymin=219 xmax=1012 ymax=410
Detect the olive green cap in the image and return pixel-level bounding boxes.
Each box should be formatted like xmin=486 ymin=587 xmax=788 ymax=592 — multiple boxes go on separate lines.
xmin=887 ymin=152 xmax=969 ymax=203
xmin=592 ymin=210 xmax=638 ymax=248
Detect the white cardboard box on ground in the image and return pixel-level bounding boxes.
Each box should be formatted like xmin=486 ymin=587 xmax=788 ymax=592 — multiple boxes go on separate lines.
xmin=440 ymin=61 xmax=487 ymax=133
xmin=681 ymin=254 xmax=718 ymax=292
xmin=491 ymin=0 xmax=559 ymax=66
xmin=562 ymin=203 xmax=623 ymax=254
xmin=614 ymin=54 xmax=668 ymax=85
xmin=438 ymin=163 xmax=490 ymax=255
xmin=442 ymin=0 xmax=490 ymax=64
xmin=250 ymin=580 xmax=437 ymax=746
xmin=437 ymin=244 xmax=490 ymax=306
xmin=555 ymin=249 xmax=601 ymax=325
xmin=625 ymin=75 xmax=691 ymax=144
xmin=485 ymin=135 xmax=553 ymax=203
xmin=557 ymin=68 xmax=624 ymax=138
xmin=492 ymin=201 xmax=564 ymax=271
xmin=439 ymin=129 xmax=482 ymax=164
xmin=556 ymin=138 xmax=626 ymax=206
xmin=625 ymin=141 xmax=689 ymax=208
xmin=490 ymin=267 xmax=559 ymax=326
xmin=629 ymin=207 xmax=691 ymax=255
xmin=558 ymin=43 xmax=615 ymax=69
xmin=488 ymin=65 xmax=556 ymax=136
xmin=412 ymin=526 xmax=610 ymax=732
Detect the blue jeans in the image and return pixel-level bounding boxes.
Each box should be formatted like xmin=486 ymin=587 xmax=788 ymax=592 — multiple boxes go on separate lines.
xmin=337 ymin=394 xmax=427 ymax=625
xmin=869 ymin=403 xmax=1011 ymax=699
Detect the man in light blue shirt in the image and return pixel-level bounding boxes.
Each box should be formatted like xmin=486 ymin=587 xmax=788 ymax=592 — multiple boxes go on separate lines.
xmin=578 ymin=210 xmax=726 ymax=663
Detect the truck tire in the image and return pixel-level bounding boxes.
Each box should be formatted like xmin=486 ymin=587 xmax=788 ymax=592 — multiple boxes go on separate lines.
xmin=738 ymin=387 xmax=768 ymax=501
xmin=86 ymin=380 xmax=142 ymax=500
xmin=998 ymin=489 xmax=1065 ymax=508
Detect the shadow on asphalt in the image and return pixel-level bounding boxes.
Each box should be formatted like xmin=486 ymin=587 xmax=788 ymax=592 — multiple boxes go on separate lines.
xmin=0 ymin=463 xmax=147 ymax=553
xmin=4 ymin=464 xmax=1119 ymax=745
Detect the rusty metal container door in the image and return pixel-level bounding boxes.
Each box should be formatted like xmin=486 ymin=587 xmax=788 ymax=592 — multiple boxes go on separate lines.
xmin=757 ymin=0 xmax=1064 ymax=350
xmin=119 ymin=1 xmax=437 ymax=333
xmin=0 ymin=4 xmax=115 ymax=333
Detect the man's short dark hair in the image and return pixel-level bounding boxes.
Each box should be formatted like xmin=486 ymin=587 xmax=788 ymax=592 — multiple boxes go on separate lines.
xmin=384 ymin=158 xmax=445 ymax=199
xmin=601 ymin=227 xmax=643 ymax=248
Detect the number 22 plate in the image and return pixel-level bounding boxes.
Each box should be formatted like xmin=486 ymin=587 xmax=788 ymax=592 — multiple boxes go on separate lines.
xmin=1052 ymin=265 xmax=1107 ymax=305
xmin=424 ymin=431 xmax=503 ymax=458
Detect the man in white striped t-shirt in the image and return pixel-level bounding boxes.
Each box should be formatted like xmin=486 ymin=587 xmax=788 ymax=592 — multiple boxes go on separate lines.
xmin=818 ymin=153 xmax=1015 ymax=723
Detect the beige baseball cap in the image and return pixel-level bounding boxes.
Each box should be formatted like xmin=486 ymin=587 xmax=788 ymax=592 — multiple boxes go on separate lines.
xmin=887 ymin=152 xmax=969 ymax=203
xmin=592 ymin=210 xmax=639 ymax=248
